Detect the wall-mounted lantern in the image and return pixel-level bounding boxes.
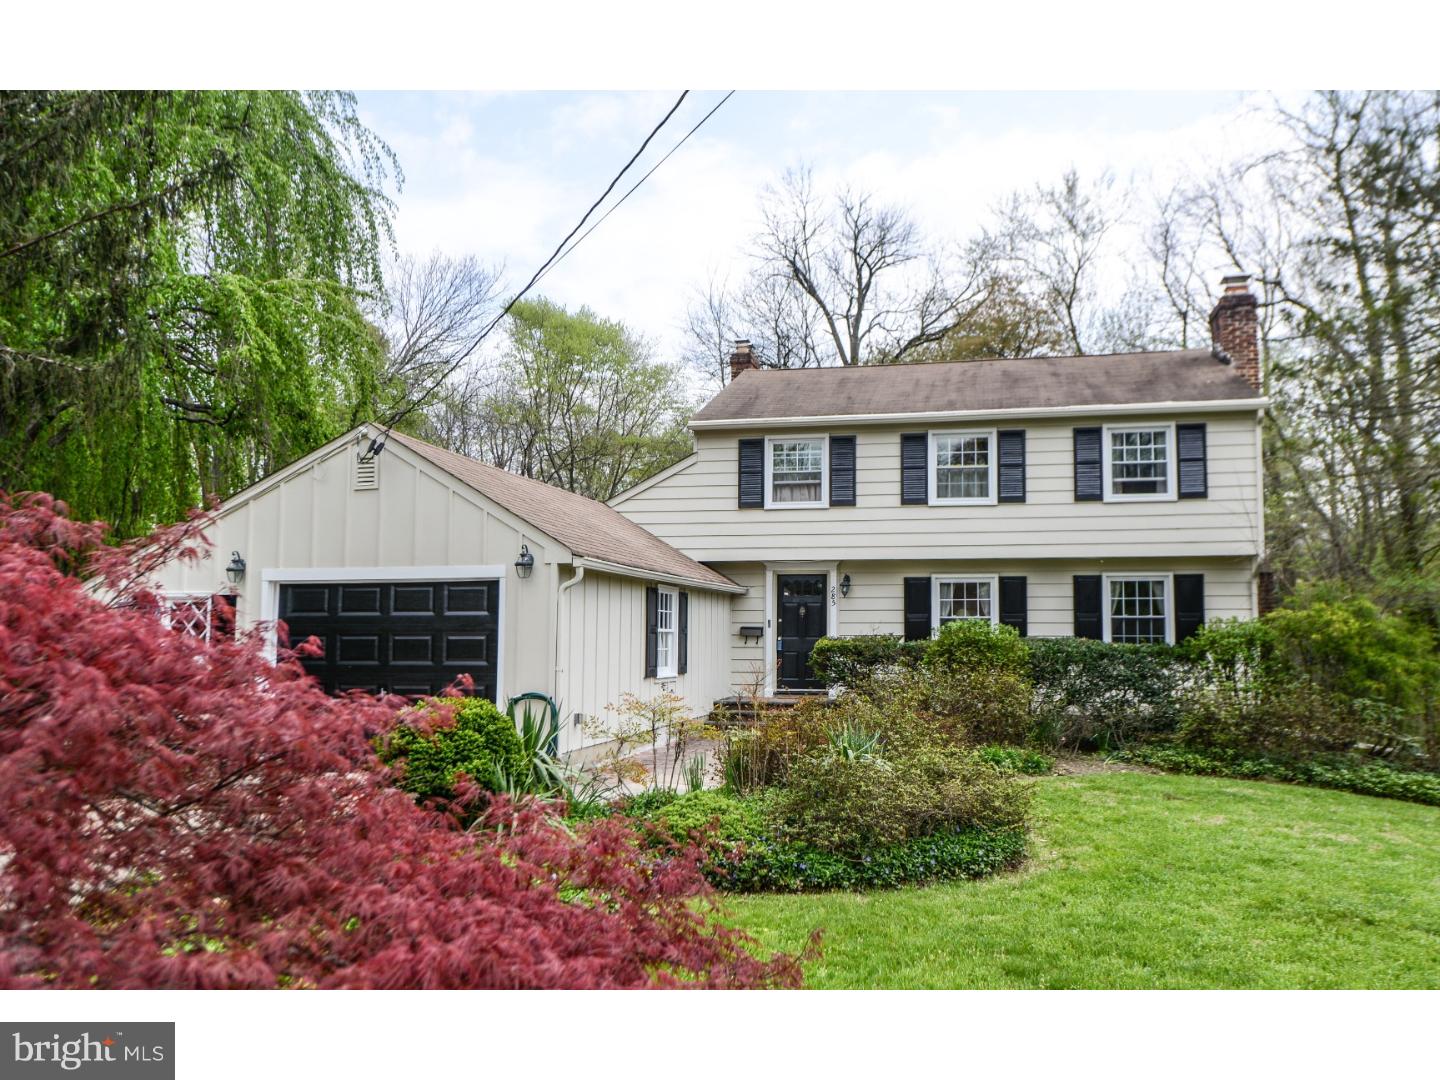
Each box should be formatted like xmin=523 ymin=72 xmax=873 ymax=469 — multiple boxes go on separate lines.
xmin=514 ymin=544 xmax=535 ymax=580
xmin=839 ymin=573 xmax=851 ymax=597
xmin=225 ymin=551 xmax=247 ymax=587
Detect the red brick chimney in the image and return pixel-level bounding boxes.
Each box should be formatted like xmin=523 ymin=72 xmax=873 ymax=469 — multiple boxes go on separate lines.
xmin=1210 ymin=273 xmax=1261 ymax=392
xmin=728 ymin=339 xmax=757 ymax=383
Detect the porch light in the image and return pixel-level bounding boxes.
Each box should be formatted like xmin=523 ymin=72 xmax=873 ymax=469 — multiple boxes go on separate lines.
xmin=840 ymin=573 xmax=851 ymax=597
xmin=225 ymin=551 xmax=246 ymax=587
xmin=515 ymin=545 xmax=535 ymax=580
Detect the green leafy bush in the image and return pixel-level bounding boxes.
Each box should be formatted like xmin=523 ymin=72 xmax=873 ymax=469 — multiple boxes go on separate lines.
xmin=1114 ymin=744 xmax=1440 ymax=807
xmin=925 ymin=619 xmax=1029 ymax=677
xmin=710 ymin=827 xmax=1027 ymax=893
xmin=1027 ymin=637 xmax=1188 ymax=749
xmin=851 ymin=665 xmax=1034 ymax=749
xmin=809 ymin=635 xmax=926 ymax=686
xmin=1175 ymin=682 xmax=1410 ymax=759
xmin=378 ymin=696 xmax=526 ymax=803
xmin=640 ymin=789 xmax=768 ymax=847
xmin=766 ymin=743 xmax=1031 ymax=854
xmin=975 ymin=745 xmax=1055 ymax=775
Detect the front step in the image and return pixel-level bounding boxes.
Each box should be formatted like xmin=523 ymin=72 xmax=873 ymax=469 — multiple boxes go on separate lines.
xmin=709 ymin=693 xmax=829 ymax=726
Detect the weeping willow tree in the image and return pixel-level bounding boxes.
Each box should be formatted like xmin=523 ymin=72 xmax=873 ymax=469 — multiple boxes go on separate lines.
xmin=0 ymin=91 xmax=400 ymax=536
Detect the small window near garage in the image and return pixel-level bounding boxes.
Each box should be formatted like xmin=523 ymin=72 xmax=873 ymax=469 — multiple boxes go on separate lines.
xmin=1104 ymin=425 xmax=1175 ymax=500
xmin=930 ymin=431 xmax=995 ymax=504
xmin=765 ymin=437 xmax=827 ymax=508
xmin=933 ymin=576 xmax=998 ymax=630
xmin=1107 ymin=576 xmax=1169 ymax=643
xmin=655 ymin=586 xmax=678 ymax=678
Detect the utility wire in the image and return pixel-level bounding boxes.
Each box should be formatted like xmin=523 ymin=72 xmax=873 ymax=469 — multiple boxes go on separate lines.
xmin=532 ymin=90 xmax=736 ymax=288
xmin=376 ymin=89 xmax=693 ymax=437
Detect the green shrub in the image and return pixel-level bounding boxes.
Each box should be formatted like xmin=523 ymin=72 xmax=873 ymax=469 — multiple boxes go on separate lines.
xmin=710 ymin=827 xmax=1027 ymax=893
xmin=1175 ymin=682 xmax=1410 ymax=759
xmin=378 ymin=696 xmax=526 ymax=802
xmin=809 ymin=635 xmax=925 ymax=686
xmin=1114 ymin=744 xmax=1440 ymax=807
xmin=846 ymin=665 xmax=1034 ymax=750
xmin=713 ymin=698 xmax=839 ymax=793
xmin=618 ymin=788 xmax=678 ymax=818
xmin=1027 ymin=637 xmax=1187 ymax=750
xmin=765 ymin=743 xmax=1031 ymax=855
xmin=642 ymin=789 xmax=768 ymax=847
xmin=975 ymin=745 xmax=1055 ymax=775
xmin=925 ymin=619 xmax=1029 ymax=678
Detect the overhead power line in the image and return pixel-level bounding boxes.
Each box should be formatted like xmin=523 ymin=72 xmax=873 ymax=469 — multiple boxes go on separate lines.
xmin=379 ymin=89 xmax=695 ymax=434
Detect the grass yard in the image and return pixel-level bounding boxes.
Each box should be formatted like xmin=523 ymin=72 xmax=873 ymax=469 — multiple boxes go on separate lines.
xmin=726 ymin=771 xmax=1440 ymax=988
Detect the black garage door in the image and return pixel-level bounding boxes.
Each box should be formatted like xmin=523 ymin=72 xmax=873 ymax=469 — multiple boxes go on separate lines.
xmin=278 ymin=579 xmax=499 ymax=699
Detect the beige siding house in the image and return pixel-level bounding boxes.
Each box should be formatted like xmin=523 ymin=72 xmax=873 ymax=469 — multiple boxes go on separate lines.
xmin=154 ymin=275 xmax=1268 ymax=739
xmin=610 ymin=276 xmax=1268 ymax=697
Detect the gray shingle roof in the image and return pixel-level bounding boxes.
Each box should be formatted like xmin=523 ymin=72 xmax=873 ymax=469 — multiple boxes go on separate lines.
xmin=387 ymin=431 xmax=738 ymax=592
xmin=691 ymin=349 xmax=1263 ymax=424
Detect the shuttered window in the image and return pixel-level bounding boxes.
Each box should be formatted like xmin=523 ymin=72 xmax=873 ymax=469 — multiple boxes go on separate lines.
xmin=1104 ymin=424 xmax=1178 ymax=500
xmin=829 ymin=435 xmax=857 ymax=506
xmin=1176 ymin=423 xmax=1208 ymax=499
xmin=997 ymin=430 xmax=1026 ymax=502
xmin=930 ymin=431 xmax=995 ymax=504
xmin=1107 ymin=577 xmax=1169 ymax=643
xmin=933 ymin=576 xmax=997 ymax=627
xmin=765 ymin=436 xmax=828 ymax=508
xmin=654 ymin=586 xmax=678 ymax=678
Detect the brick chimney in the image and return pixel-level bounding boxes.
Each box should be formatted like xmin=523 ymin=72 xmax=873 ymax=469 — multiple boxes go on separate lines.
xmin=728 ymin=339 xmax=757 ymax=383
xmin=1209 ymin=273 xmax=1261 ymax=392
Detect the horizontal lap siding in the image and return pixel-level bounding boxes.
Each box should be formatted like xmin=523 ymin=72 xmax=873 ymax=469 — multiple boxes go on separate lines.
xmin=556 ymin=570 xmax=734 ymax=753
xmin=820 ymin=557 xmax=1257 ymax=638
xmin=614 ymin=414 xmax=1262 ymax=561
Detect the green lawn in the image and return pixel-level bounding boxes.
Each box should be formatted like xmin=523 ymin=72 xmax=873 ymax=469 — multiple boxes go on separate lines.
xmin=726 ymin=771 xmax=1440 ymax=988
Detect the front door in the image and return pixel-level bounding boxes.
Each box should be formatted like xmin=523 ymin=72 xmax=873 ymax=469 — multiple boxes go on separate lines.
xmin=776 ymin=573 xmax=828 ymax=691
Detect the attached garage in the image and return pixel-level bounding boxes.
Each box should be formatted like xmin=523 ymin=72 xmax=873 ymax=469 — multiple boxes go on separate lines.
xmin=277 ymin=577 xmax=500 ymax=698
xmin=150 ymin=423 xmax=743 ymax=754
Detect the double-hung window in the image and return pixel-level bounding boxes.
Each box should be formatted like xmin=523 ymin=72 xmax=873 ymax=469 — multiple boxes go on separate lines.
xmin=654 ymin=586 xmax=678 ymax=678
xmin=1104 ymin=424 xmax=1176 ymax=500
xmin=929 ymin=431 xmax=996 ymax=505
xmin=765 ymin=436 xmax=827 ymax=508
xmin=1106 ymin=576 xmax=1170 ymax=643
xmin=932 ymin=576 xmax=999 ymax=630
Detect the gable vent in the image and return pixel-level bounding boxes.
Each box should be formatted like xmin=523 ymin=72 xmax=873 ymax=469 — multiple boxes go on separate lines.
xmin=354 ymin=453 xmax=379 ymax=490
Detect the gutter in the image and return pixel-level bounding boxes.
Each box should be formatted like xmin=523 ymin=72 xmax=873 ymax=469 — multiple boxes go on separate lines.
xmin=689 ymin=397 xmax=1270 ymax=430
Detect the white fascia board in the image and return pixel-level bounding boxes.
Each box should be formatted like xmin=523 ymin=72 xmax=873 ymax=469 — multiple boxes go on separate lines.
xmin=689 ymin=398 xmax=1270 ymax=431
xmin=572 ymin=556 xmax=748 ymax=595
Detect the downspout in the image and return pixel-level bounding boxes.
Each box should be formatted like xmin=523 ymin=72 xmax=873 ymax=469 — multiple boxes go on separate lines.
xmin=552 ymin=563 xmax=587 ymax=736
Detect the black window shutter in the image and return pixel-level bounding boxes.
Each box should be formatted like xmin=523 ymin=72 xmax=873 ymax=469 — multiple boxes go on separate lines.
xmin=1074 ymin=428 xmax=1103 ymax=501
xmin=1073 ymin=575 xmax=1103 ymax=639
xmin=1177 ymin=423 xmax=1208 ymax=499
xmin=829 ymin=435 xmax=856 ymax=506
xmin=738 ymin=438 xmax=764 ymax=508
xmin=998 ymin=576 xmax=1028 ymax=636
xmin=644 ymin=586 xmax=659 ymax=678
xmin=903 ymin=576 xmax=932 ymax=641
xmin=1174 ymin=574 xmax=1205 ymax=642
xmin=677 ymin=591 xmax=689 ymax=674
xmin=997 ymin=429 xmax=1026 ymax=503
xmin=901 ymin=433 xmax=928 ymax=505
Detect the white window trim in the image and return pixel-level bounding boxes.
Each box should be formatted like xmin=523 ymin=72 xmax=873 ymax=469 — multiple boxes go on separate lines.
xmin=930 ymin=574 xmax=1001 ymax=632
xmin=161 ymin=590 xmax=220 ymax=641
xmin=1102 ymin=422 xmax=1179 ymax=503
xmin=928 ymin=429 xmax=998 ymax=506
xmin=763 ymin=434 xmax=829 ymax=510
xmin=1101 ymin=572 xmax=1175 ymax=645
xmin=654 ymin=584 xmax=678 ymax=680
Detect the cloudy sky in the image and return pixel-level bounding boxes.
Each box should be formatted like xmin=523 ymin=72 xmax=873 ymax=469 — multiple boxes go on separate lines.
xmin=356 ymin=91 xmax=1277 ymax=363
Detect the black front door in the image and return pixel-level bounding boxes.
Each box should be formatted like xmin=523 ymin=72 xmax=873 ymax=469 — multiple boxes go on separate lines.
xmin=777 ymin=574 xmax=827 ymax=691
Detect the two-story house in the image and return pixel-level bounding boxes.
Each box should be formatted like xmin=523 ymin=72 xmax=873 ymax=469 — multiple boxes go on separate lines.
xmin=609 ymin=275 xmax=1266 ymax=697
xmin=151 ymin=275 xmax=1264 ymax=752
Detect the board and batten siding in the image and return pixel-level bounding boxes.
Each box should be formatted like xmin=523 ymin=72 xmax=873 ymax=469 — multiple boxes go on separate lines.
xmin=152 ymin=436 xmax=558 ymax=708
xmin=555 ymin=568 xmax=733 ymax=753
xmin=613 ymin=413 xmax=1263 ymax=562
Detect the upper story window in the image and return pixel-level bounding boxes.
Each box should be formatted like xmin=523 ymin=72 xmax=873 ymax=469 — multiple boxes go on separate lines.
xmin=932 ymin=576 xmax=998 ymax=629
xmin=765 ymin=436 xmax=828 ymax=508
xmin=1106 ymin=575 xmax=1170 ymax=643
xmin=929 ymin=430 xmax=996 ymax=505
xmin=1104 ymin=424 xmax=1176 ymax=501
xmin=654 ymin=586 xmax=678 ymax=678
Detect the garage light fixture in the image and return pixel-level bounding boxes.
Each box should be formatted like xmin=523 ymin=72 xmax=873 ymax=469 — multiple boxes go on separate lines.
xmin=515 ymin=545 xmax=535 ymax=580
xmin=225 ymin=551 xmax=246 ymax=587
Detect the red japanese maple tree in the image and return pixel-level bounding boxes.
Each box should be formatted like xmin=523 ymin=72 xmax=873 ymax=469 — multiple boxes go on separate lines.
xmin=0 ymin=492 xmax=802 ymax=989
